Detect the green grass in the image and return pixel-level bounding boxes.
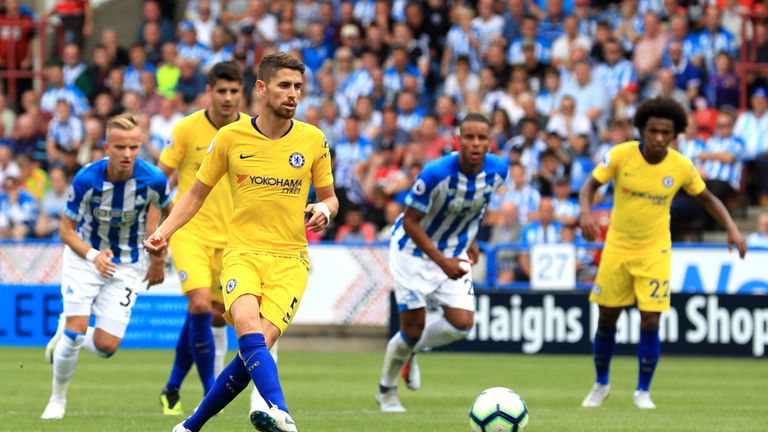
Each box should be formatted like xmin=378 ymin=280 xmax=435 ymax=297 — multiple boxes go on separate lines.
xmin=2 ymin=347 xmax=766 ymax=432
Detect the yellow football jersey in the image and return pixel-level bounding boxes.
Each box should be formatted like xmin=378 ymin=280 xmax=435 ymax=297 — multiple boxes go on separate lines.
xmin=159 ymin=110 xmax=250 ymax=247
xmin=592 ymin=141 xmax=706 ymax=252
xmin=197 ymin=117 xmax=333 ymax=255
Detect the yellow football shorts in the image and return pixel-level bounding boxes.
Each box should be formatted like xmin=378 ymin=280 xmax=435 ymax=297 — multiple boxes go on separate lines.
xmin=590 ymin=246 xmax=672 ymax=312
xmin=169 ymin=230 xmax=224 ymax=304
xmin=219 ymin=249 xmax=310 ymax=334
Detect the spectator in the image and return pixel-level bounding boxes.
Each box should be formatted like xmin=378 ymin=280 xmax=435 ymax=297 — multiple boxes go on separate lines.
xmin=149 ymin=97 xmax=182 ymax=159
xmin=384 ymin=45 xmax=423 ymax=99
xmin=189 ymin=0 xmax=217 ymax=47
xmin=594 ymin=38 xmax=637 ymax=100
xmin=0 ymin=144 xmax=20 ymax=186
xmin=647 ymin=69 xmax=690 ymax=112
xmin=503 ymin=118 xmax=546 ymax=177
xmin=665 ymin=40 xmax=702 ymax=104
xmin=376 ymin=200 xmax=403 ymax=241
xmin=614 ymin=0 xmax=642 ymax=53
xmin=664 ymin=15 xmax=697 ymax=63
xmin=746 ymin=212 xmax=768 ymax=248
xmin=443 ymin=55 xmax=480 ymax=105
xmin=48 ymin=0 xmax=93 ymax=50
xmin=551 ymin=16 xmax=592 ymax=67
xmin=77 ymin=117 xmax=103 ymax=167
xmin=395 ymin=90 xmax=425 ymax=134
xmin=335 ymin=205 xmax=376 ymax=243
xmin=16 ymin=153 xmax=47 ymax=202
xmin=517 ymin=197 xmax=565 ymax=280
xmin=699 ymin=110 xmax=744 ymax=215
xmin=139 ymin=71 xmax=164 ymax=116
xmin=354 ymin=95 xmax=382 ymax=142
xmin=101 ymin=27 xmax=128 ymax=67
xmin=275 ymin=20 xmax=303 ymax=54
xmin=632 ymin=12 xmax=668 ymax=82
xmin=558 ymin=60 xmax=610 ymax=132
xmin=177 ymin=20 xmax=210 ymax=65
xmin=40 ymin=64 xmax=90 ymax=117
xmin=502 ymin=0 xmax=527 ymax=44
xmin=87 ymin=44 xmax=112 ymax=97
xmin=334 ymin=115 xmax=373 ymax=211
xmin=507 ymin=16 xmax=549 ymax=66
xmin=373 ymin=106 xmax=409 ymax=158
xmin=489 ymin=108 xmax=515 ymax=150
xmin=520 ymin=42 xmax=548 ymax=93
xmin=141 ymin=21 xmax=164 ymax=66
xmin=489 ymin=200 xmax=523 ymax=284
xmin=745 ymin=20 xmax=768 ymax=64
xmin=0 ymin=176 xmax=37 ymax=239
xmin=301 ymin=20 xmax=334 ymax=74
xmin=318 ymin=99 xmax=344 ymax=148
xmin=175 ymin=58 xmax=206 ymax=110
xmin=568 ymin=132 xmax=596 ymax=197
xmin=10 ymin=114 xmax=44 ymax=162
xmin=92 ymin=92 xmax=117 ymax=125
xmin=416 ymin=114 xmax=451 ymax=162
xmin=240 ymin=0 xmax=278 ymax=42
xmin=490 ymin=162 xmax=541 ymax=225
xmin=692 ymin=6 xmax=735 ymax=74
xmin=136 ymin=0 xmax=174 ymax=44
xmin=61 ymin=43 xmax=93 ymax=99
xmin=0 ymin=0 xmax=36 ymax=103
xmin=534 ymin=148 xmax=566 ymax=196
xmin=157 ymin=41 xmax=180 ymax=98
xmin=485 ymin=44 xmax=512 ymax=90
xmin=552 ymin=176 xmax=580 ymax=226
xmin=472 ymin=0 xmax=504 ymax=55
xmin=0 ymin=93 xmax=16 ymax=138
xmin=734 ymin=88 xmax=768 ymax=205
xmin=536 ymin=67 xmax=562 ymax=116
xmin=46 ymin=99 xmax=83 ymax=168
xmin=706 ymin=52 xmax=739 ymax=109
xmin=546 ymin=95 xmax=593 ymax=144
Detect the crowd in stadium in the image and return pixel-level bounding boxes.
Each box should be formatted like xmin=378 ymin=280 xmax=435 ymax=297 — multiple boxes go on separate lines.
xmin=1 ymin=0 xmax=768 ymax=278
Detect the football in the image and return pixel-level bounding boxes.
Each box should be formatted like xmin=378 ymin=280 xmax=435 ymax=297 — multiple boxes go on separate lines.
xmin=469 ymin=387 xmax=529 ymax=432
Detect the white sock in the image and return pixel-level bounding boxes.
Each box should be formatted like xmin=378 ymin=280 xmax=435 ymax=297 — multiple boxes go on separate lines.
xmin=269 ymin=341 xmax=278 ymax=363
xmin=51 ymin=332 xmax=84 ymax=403
xmin=380 ymin=332 xmax=412 ymax=388
xmin=412 ymin=317 xmax=470 ymax=353
xmin=250 ymin=341 xmax=278 ymax=411
xmin=212 ymin=326 xmax=228 ymax=377
xmin=81 ymin=327 xmax=111 ymax=358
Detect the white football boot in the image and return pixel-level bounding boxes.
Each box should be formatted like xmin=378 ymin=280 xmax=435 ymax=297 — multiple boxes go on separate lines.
xmin=250 ymin=405 xmax=298 ymax=432
xmin=581 ymin=383 xmax=611 ymax=408
xmin=44 ymin=315 xmax=66 ymax=364
xmin=171 ymin=422 xmax=192 ymax=432
xmin=41 ymin=400 xmax=66 ymax=420
xmin=401 ymin=354 xmax=421 ymax=391
xmin=376 ymin=387 xmax=406 ymax=413
xmin=633 ymin=390 xmax=656 ymax=409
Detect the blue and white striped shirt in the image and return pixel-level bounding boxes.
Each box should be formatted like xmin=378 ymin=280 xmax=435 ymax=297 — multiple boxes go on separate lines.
xmin=64 ymin=159 xmax=171 ymax=264
xmin=746 ymin=232 xmax=768 ymax=249
xmin=490 ymin=183 xmax=542 ymax=225
xmin=553 ymin=197 xmax=580 ymax=221
xmin=734 ymin=111 xmax=768 ymax=160
xmin=519 ymin=220 xmax=565 ymax=247
xmin=594 ymin=59 xmax=637 ymax=98
xmin=677 ymin=137 xmax=706 ymax=164
xmin=702 ymin=135 xmax=744 ymax=191
xmin=392 ymin=153 xmax=507 ymax=258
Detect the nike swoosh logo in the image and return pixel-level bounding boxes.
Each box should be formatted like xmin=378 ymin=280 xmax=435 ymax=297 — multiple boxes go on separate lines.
xmin=286 ymin=418 xmax=296 ymax=425
xmin=240 ymin=154 xmax=254 ymax=159
xmin=195 ymin=146 xmax=207 ymax=151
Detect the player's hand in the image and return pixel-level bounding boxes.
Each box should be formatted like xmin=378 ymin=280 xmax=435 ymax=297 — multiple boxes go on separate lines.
xmin=144 ymin=258 xmax=165 ymax=288
xmin=304 ymin=203 xmax=330 ymax=233
xmin=467 ymin=242 xmax=480 ymax=265
xmin=144 ymin=229 xmax=168 ymax=256
xmin=727 ymin=228 xmax=747 ymax=259
xmin=579 ymin=212 xmax=600 ymax=241
xmin=93 ymin=249 xmax=116 ymax=278
xmin=440 ymin=257 xmax=471 ymax=280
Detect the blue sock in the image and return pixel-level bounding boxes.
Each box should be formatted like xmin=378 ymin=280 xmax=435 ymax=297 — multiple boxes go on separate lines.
xmin=637 ymin=328 xmax=661 ymax=392
xmin=593 ymin=325 xmax=616 ymax=386
xmin=183 ymin=355 xmax=251 ymax=432
xmin=239 ymin=333 xmax=287 ymax=412
xmin=166 ymin=313 xmax=193 ymax=391
xmin=189 ymin=312 xmax=215 ymax=394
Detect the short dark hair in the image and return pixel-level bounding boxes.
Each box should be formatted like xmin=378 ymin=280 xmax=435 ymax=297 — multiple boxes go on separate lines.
xmin=258 ymin=52 xmax=305 ymax=83
xmin=634 ymin=97 xmax=688 ymax=135
xmin=207 ymin=60 xmax=243 ymax=86
xmin=460 ymin=112 xmax=490 ymax=130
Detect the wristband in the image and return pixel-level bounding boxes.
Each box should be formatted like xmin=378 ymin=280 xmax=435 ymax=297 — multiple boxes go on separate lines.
xmin=86 ymin=248 xmax=100 ymax=262
xmin=312 ymin=202 xmax=331 ymax=222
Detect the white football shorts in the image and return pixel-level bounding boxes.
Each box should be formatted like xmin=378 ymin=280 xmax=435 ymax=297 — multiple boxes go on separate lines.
xmin=389 ymin=244 xmax=475 ymax=312
xmin=60 ymin=246 xmax=146 ymax=338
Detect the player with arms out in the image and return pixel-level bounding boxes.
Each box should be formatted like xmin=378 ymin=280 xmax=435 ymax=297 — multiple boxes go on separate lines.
xmin=41 ymin=113 xmax=171 ymax=419
xmin=145 ymin=52 xmax=337 ymax=432
xmin=156 ymin=60 xmax=265 ymax=415
xmin=376 ymin=113 xmax=508 ymax=412
xmin=579 ymin=98 xmax=747 ymax=410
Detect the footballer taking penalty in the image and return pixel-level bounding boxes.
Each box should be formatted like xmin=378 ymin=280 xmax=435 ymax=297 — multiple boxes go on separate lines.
xmin=155 ymin=60 xmax=272 ymax=416
xmin=145 ymin=52 xmax=337 ymax=432
xmin=41 ymin=113 xmax=171 ymax=419
xmin=377 ymin=113 xmax=507 ymax=412
xmin=579 ymin=98 xmax=747 ymax=410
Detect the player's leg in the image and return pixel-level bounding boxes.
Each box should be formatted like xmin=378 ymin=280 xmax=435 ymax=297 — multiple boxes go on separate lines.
xmin=582 ymin=250 xmax=634 ymax=408
xmin=631 ymin=253 xmax=671 ymax=409
xmin=250 ymin=341 xmax=278 ymax=415
xmin=42 ymin=314 xmax=89 ymax=420
xmin=211 ymin=301 xmax=228 ymax=377
xmin=186 ymin=287 xmax=216 ymax=394
xmin=378 ymin=307 xmax=425 ymax=411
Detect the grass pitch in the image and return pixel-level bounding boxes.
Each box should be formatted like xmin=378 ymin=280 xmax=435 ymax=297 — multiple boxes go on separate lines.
xmin=2 ymin=347 xmax=766 ymax=432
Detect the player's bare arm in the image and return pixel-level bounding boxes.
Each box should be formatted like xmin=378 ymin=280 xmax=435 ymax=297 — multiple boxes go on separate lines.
xmin=402 ymin=206 xmax=468 ymax=280
xmin=304 ymin=184 xmax=339 ymax=232
xmin=144 ymin=203 xmax=173 ymax=287
xmin=60 ymin=216 xmax=115 ymax=277
xmin=578 ymin=176 xmax=604 ymax=241
xmin=145 ymin=179 xmax=213 ymax=256
xmin=694 ymin=188 xmax=747 ymax=258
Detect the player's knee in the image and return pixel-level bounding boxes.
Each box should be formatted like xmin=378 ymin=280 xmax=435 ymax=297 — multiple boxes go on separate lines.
xmin=639 ymin=311 xmax=661 ymax=330
xmin=94 ymin=339 xmax=119 ymax=358
xmin=401 ymin=322 xmax=424 ymax=343
xmin=187 ymin=290 xmax=213 ymax=314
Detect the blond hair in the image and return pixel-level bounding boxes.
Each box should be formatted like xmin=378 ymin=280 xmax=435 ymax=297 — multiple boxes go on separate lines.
xmin=106 ymin=113 xmax=141 ymax=133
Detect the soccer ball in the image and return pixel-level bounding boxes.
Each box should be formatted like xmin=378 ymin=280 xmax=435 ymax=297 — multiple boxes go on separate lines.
xmin=469 ymin=387 xmax=529 ymax=432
